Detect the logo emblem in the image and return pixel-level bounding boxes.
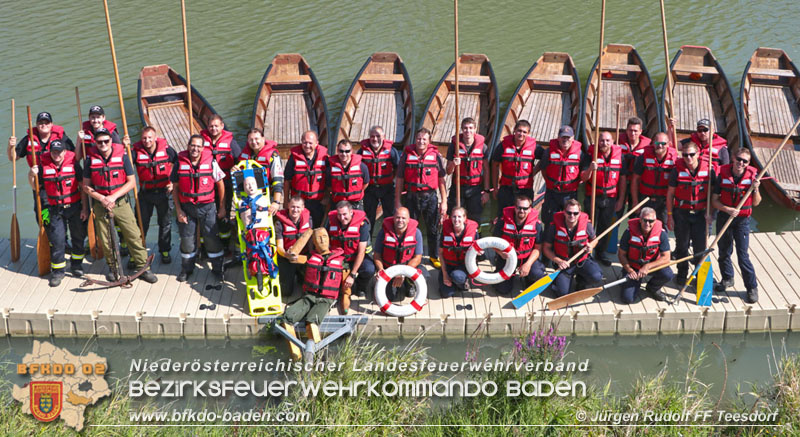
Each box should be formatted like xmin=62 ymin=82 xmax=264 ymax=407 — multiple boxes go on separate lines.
xmin=30 ymin=381 xmax=62 ymax=422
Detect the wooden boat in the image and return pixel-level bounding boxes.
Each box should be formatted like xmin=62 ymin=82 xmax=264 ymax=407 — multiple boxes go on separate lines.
xmin=137 ymin=64 xmax=217 ymax=153
xmin=335 ymin=52 xmax=414 ymax=149
xmin=499 ymin=52 xmax=581 ymax=204
xmin=740 ymin=47 xmax=800 ymax=211
xmin=251 ymin=53 xmax=330 ymax=158
xmin=662 ymin=45 xmax=741 ymax=153
xmin=420 ymin=53 xmax=499 ymax=154
xmin=583 ymin=44 xmax=660 ymax=146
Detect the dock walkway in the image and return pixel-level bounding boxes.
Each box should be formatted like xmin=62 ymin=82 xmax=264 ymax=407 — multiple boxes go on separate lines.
xmin=1 ymin=231 xmax=798 ymax=337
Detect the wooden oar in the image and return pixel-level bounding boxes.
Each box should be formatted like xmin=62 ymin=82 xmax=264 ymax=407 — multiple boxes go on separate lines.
xmin=453 ymin=0 xmax=460 ymax=207
xmin=590 ymin=0 xmax=607 ymax=224
xmin=75 ymin=87 xmax=102 ymax=260
xmin=511 ymin=196 xmax=649 ymax=309
xmin=102 ymin=0 xmax=146 ymax=245
xmin=28 ymin=106 xmax=51 ymax=276
xmin=670 ymin=115 xmax=800 ymax=304
xmin=704 ymin=125 xmax=714 ymax=244
xmin=659 ymin=0 xmax=678 ymax=148
xmin=10 ymin=99 xmax=20 ymax=262
xmin=547 ymin=252 xmax=707 ymax=311
xmin=180 ymin=0 xmax=201 ymax=264
xmin=605 ymin=102 xmax=622 ymax=255
xmin=615 ymin=103 xmax=621 ymax=144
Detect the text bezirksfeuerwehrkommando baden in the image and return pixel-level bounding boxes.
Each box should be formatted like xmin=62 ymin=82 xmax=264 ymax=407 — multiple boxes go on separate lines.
xmin=129 ymin=357 xmax=589 ymax=374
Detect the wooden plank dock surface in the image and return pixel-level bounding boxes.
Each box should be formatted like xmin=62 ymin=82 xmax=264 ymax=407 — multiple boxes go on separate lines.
xmin=2 ymin=232 xmax=799 ymax=337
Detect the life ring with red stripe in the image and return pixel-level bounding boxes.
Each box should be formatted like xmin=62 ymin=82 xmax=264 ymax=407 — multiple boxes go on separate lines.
xmin=465 ymin=237 xmax=518 ymax=285
xmin=374 ymin=265 xmax=428 ymax=317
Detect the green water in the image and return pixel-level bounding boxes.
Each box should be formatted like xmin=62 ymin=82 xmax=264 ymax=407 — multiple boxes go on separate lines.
xmin=1 ymin=0 xmax=799 ymax=238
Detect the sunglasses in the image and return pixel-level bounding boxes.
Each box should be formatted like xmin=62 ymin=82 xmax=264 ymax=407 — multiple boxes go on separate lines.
xmin=338 ymin=149 xmax=352 ymax=154
xmin=565 ymin=211 xmax=580 ymax=216
xmin=735 ymin=157 xmax=749 ymax=164
xmin=683 ymin=153 xmax=697 ymax=158
xmin=515 ymin=206 xmax=531 ymax=211
xmin=697 ymin=127 xmax=709 ymax=133
xmin=653 ymin=141 xmax=668 ymax=147
xmin=96 ymin=139 xmax=110 ymax=144
xmin=641 ymin=218 xmax=656 ymax=224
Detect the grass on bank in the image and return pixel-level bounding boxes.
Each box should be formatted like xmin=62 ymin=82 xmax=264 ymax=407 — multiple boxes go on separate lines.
xmin=0 ymin=329 xmax=797 ymax=436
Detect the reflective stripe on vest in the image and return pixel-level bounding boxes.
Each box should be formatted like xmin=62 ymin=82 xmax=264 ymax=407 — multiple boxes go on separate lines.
xmin=290 ymin=145 xmax=328 ymax=200
xmin=451 ymin=133 xmax=486 ymax=186
xmin=718 ymin=164 xmax=756 ymax=217
xmin=552 ymin=211 xmax=590 ymax=263
xmin=176 ymin=148 xmax=216 ymax=204
xmin=133 ymin=138 xmax=172 ymax=189
xmin=88 ymin=144 xmax=127 ymax=195
xmin=498 ymin=135 xmax=538 ymax=189
xmin=402 ymin=144 xmax=440 ymax=192
xmin=441 ymin=219 xmax=479 ymax=266
xmin=328 ymin=209 xmax=367 ymax=262
xmin=500 ymin=206 xmax=540 ymax=260
xmin=626 ymin=218 xmax=664 ymax=270
xmin=639 ymin=146 xmax=677 ymax=198
xmin=544 ymin=139 xmax=583 ymax=193
xmin=303 ymin=249 xmax=345 ymax=299
xmin=673 ymin=159 xmax=710 ymax=210
xmin=584 ymin=144 xmax=622 ymax=198
xmin=330 ymin=154 xmax=366 ymax=202
xmin=358 ymin=139 xmax=395 ymax=186
xmin=41 ymin=151 xmax=81 ymax=206
xmin=201 ymin=129 xmax=236 ymax=172
xmin=275 ymin=208 xmax=312 ymax=251
xmin=380 ymin=217 xmax=419 ymax=267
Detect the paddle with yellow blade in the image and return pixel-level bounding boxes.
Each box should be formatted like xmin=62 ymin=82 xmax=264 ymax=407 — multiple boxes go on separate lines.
xmin=10 ymin=99 xmax=21 ymax=262
xmin=75 ymin=87 xmax=102 ymax=260
xmin=669 ymin=114 xmax=800 ymax=305
xmin=546 ymin=251 xmax=711 ymax=311
xmin=511 ymin=196 xmax=649 ymax=309
xmin=27 ymin=106 xmax=51 ymax=276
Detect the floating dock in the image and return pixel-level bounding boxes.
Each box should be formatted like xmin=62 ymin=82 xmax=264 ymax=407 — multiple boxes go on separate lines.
xmin=1 ymin=231 xmax=798 ymax=337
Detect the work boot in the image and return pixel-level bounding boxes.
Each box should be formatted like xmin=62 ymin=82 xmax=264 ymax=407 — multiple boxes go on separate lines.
xmin=746 ymin=288 xmax=758 ymax=304
xmin=714 ymin=278 xmax=735 ymax=293
xmin=177 ymin=269 xmax=192 ymax=282
xmin=49 ymin=269 xmax=65 ymax=287
xmin=138 ymin=270 xmax=158 ymax=284
xmin=70 ymin=260 xmax=84 ymax=277
xmin=647 ymin=286 xmax=667 ymax=302
xmin=105 ymin=270 xmax=119 ymax=283
xmin=161 ymin=252 xmax=172 ymax=264
xmin=211 ymin=259 xmax=224 ymax=282
xmin=120 ymin=245 xmax=129 ymax=257
xmin=127 ymin=259 xmax=136 ymax=272
xmin=405 ymin=281 xmax=416 ymax=298
xmin=596 ymin=254 xmax=613 ymax=267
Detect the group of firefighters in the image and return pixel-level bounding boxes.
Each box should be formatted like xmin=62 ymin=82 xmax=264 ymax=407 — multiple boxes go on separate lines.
xmin=7 ymin=107 xmax=761 ymax=316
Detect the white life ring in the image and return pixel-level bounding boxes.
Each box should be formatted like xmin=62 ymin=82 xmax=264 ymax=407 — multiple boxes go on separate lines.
xmin=465 ymin=237 xmax=517 ymax=285
xmin=374 ymin=265 xmax=428 ymax=317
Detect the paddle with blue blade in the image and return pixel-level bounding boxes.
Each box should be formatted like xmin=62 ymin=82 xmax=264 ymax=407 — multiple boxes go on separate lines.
xmin=695 ymin=255 xmax=713 ymax=306
xmin=511 ymin=196 xmax=649 ymax=309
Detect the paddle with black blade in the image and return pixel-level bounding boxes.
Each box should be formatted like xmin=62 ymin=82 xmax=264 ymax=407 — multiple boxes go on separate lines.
xmin=669 ymin=115 xmax=800 ymax=304
xmin=547 ymin=251 xmax=710 ymax=311
xmin=80 ymin=212 xmax=154 ymax=289
xmin=27 ymin=107 xmax=51 ymax=276
xmin=511 ymin=196 xmax=650 ymax=308
xmin=75 ymin=87 xmax=102 ymax=260
xmin=10 ymin=99 xmax=20 ymax=262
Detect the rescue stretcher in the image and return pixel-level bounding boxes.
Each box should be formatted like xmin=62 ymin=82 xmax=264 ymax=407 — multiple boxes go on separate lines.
xmin=231 ymin=160 xmax=283 ymax=316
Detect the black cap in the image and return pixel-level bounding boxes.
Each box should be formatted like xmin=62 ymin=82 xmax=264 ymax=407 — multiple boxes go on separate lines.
xmin=558 ymin=125 xmax=574 ymax=137
xmin=49 ymin=140 xmax=65 ymax=152
xmin=89 ymin=105 xmax=104 ymax=116
xmin=94 ymin=127 xmax=111 ymax=138
xmin=36 ymin=112 xmax=53 ymax=123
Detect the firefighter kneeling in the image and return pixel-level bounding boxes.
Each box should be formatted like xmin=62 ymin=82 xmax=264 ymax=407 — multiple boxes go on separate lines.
xmin=439 ymin=207 xmax=479 ymax=298
xmin=617 ymin=207 xmax=673 ymax=302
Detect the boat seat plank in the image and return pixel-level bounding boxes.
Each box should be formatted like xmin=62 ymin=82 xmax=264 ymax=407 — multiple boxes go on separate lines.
xmin=268 ymin=75 xmax=312 ymax=84
xmin=432 ymin=93 xmax=481 ymax=144
xmin=351 ymin=91 xmax=402 ymax=143
xmin=673 ymin=83 xmax=725 ymax=132
xmin=754 ymin=148 xmax=800 ymax=194
xmin=523 ymin=90 xmax=564 ymax=144
xmin=148 ymin=102 xmax=194 ymax=153
xmin=749 ymin=67 xmax=796 ymax=78
xmin=673 ymin=65 xmax=718 ymax=75
xmin=748 ymin=85 xmax=800 ymax=136
xmin=598 ymin=81 xmax=642 ymax=131
xmin=359 ymin=74 xmax=405 ymax=82
xmin=447 ymin=75 xmax=491 ymax=84
xmin=263 ymin=92 xmax=314 ymax=145
xmin=602 ymin=64 xmax=641 ymax=73
xmin=141 ymin=85 xmax=188 ymax=98
xmin=529 ymin=74 xmax=574 ymax=84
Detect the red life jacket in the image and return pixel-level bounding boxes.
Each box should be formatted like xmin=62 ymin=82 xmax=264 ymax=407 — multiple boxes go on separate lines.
xmin=238 ymin=141 xmax=279 ymax=181
xmin=201 ymin=129 xmax=237 ymax=173
xmin=618 ymin=132 xmax=651 ymax=173
xmin=689 ymin=132 xmax=727 ymax=169
xmin=718 ymin=164 xmax=757 ymax=217
xmin=552 ymin=211 xmax=590 ymax=263
xmin=402 ymin=144 xmax=440 ymax=192
xmin=440 ymin=218 xmax=478 ymax=266
xmin=498 ymin=135 xmax=538 ymax=189
xmin=380 ymin=217 xmax=420 ymax=267
xmin=329 ymin=154 xmax=366 ymax=202
xmin=328 ymin=209 xmax=367 ymax=263
xmin=41 ymin=151 xmax=81 ymax=207
xmin=302 ymin=248 xmax=345 ymax=299
xmin=673 ymin=158 xmax=711 ymax=211
xmin=544 ymin=139 xmax=583 ymax=193
xmin=133 ymin=138 xmax=172 ymax=190
xmin=88 ymin=144 xmax=127 ymax=196
xmin=451 ymin=133 xmax=486 ymax=186
xmin=275 ymin=208 xmax=312 ymax=251
xmin=584 ymin=144 xmax=622 ymax=197
xmin=80 ymin=120 xmax=117 ymax=148
xmin=500 ymin=206 xmax=540 ymax=260
xmin=25 ymin=125 xmax=66 ymax=168
xmin=176 ymin=148 xmax=216 ymax=204
xmin=626 ymin=218 xmax=664 ymax=270
xmin=358 ymin=139 xmax=395 ymax=186
xmin=638 ymin=146 xmax=677 ymax=198
xmin=290 ymin=145 xmax=328 ymax=200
